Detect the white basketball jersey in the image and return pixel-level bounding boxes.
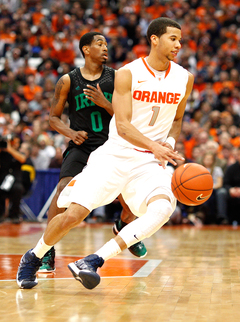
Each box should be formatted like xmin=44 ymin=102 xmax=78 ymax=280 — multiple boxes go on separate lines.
xmin=109 ymin=57 xmax=189 ymax=150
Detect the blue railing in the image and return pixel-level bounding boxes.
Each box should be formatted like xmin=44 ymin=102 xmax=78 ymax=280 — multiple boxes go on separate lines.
xmin=23 ymin=169 xmax=60 ymax=220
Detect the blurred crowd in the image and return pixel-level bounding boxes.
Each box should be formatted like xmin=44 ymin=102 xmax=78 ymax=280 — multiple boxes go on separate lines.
xmin=0 ymin=0 xmax=239 ymax=224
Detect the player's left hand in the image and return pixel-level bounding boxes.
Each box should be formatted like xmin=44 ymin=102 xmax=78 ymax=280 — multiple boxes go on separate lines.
xmin=83 ymin=84 xmax=108 ymax=108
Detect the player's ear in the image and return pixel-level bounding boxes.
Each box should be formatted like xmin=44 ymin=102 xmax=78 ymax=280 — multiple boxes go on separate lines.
xmin=150 ymin=35 xmax=158 ymax=46
xmin=82 ymin=45 xmax=90 ymax=56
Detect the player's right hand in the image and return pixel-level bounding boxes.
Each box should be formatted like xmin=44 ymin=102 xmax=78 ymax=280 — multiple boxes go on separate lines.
xmin=72 ymin=131 xmax=88 ymax=145
xmin=151 ymin=142 xmax=184 ymax=168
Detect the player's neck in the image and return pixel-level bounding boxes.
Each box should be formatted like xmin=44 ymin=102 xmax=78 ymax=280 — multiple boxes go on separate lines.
xmin=145 ymin=55 xmax=170 ymax=72
xmin=80 ymin=62 xmax=104 ymax=81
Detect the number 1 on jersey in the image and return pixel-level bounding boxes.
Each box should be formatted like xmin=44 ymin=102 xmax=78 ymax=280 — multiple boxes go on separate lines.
xmin=149 ymin=106 xmax=160 ymax=126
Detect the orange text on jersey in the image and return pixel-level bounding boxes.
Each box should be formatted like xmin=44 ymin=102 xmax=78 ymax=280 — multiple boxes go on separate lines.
xmin=133 ymin=91 xmax=181 ymax=104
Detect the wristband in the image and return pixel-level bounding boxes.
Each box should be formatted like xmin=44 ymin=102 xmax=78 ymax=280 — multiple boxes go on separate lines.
xmin=165 ymin=137 xmax=175 ymax=150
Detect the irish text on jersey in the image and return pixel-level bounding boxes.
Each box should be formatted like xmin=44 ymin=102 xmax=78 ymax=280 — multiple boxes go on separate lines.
xmin=75 ymin=92 xmax=113 ymax=111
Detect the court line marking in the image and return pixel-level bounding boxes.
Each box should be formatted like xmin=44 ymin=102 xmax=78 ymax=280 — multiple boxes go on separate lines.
xmin=0 ymin=253 xmax=149 ymax=260
xmin=133 ymin=259 xmax=162 ymax=277
xmin=0 ymin=259 xmax=162 ymax=282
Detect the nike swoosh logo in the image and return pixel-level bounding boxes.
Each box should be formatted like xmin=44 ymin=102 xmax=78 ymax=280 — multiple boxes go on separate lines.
xmin=138 ymin=80 xmax=147 ymax=83
xmin=134 ymin=234 xmax=139 ymax=240
xmin=196 ymin=194 xmax=211 ymax=201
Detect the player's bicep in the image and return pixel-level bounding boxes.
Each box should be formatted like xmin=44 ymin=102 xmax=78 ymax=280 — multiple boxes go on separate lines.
xmin=112 ymin=68 xmax=132 ymax=122
xmin=50 ymin=75 xmax=70 ymax=118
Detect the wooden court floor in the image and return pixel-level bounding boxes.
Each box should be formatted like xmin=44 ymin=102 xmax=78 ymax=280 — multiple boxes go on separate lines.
xmin=1 ymin=222 xmax=240 ymax=322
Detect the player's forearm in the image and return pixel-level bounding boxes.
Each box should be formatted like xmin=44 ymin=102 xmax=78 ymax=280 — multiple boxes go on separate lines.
xmin=116 ymin=120 xmax=156 ymax=151
xmin=49 ymin=116 xmax=75 ymax=139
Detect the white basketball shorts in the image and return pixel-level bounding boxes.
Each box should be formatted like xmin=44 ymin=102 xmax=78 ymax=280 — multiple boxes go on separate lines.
xmin=57 ymin=140 xmax=176 ymax=217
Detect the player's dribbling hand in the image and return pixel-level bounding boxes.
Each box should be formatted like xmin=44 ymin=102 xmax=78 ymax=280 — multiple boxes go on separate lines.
xmin=72 ymin=131 xmax=88 ymax=145
xmin=152 ymin=142 xmax=184 ymax=169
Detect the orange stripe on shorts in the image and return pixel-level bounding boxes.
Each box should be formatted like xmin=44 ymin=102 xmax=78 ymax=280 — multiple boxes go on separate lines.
xmin=68 ymin=180 xmax=76 ymax=187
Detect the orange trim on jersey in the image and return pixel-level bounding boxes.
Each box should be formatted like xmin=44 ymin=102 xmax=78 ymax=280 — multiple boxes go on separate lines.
xmin=141 ymin=57 xmax=155 ymax=77
xmin=164 ymin=62 xmax=171 ymax=78
xmin=68 ymin=180 xmax=76 ymax=187
xmin=141 ymin=57 xmax=171 ymax=79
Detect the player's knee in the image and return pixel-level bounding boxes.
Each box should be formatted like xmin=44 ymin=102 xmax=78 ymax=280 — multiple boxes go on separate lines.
xmin=144 ymin=200 xmax=172 ymax=238
xmin=61 ymin=204 xmax=88 ymax=229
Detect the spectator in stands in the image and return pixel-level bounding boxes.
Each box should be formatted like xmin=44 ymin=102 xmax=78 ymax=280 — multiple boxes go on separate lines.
xmin=0 ymin=90 xmax=12 ymax=114
xmin=0 ymin=59 xmax=12 ymax=82
xmin=31 ymin=2 xmax=44 ymax=27
xmin=0 ymin=136 xmax=29 ymax=223
xmin=37 ymin=60 xmax=58 ymax=88
xmin=37 ymin=49 xmax=59 ymax=73
xmin=223 ymin=147 xmax=240 ymax=224
xmin=205 ymin=140 xmax=227 ymax=172
xmin=49 ymin=147 xmax=63 ymax=169
xmin=132 ymin=36 xmax=150 ymax=58
xmin=23 ymin=74 xmax=43 ymax=102
xmin=37 ymin=133 xmax=56 ymax=163
xmin=50 ymin=41 xmax=76 ymax=67
xmin=1 ymin=71 xmax=21 ymax=98
xmin=7 ymin=48 xmax=24 ymax=74
xmin=30 ymin=141 xmax=50 ymax=170
xmin=19 ymin=142 xmax=36 ymax=194
xmin=28 ymin=92 xmax=43 ymax=112
xmin=199 ymin=151 xmax=228 ymax=224
xmin=51 ymin=7 xmax=70 ymax=33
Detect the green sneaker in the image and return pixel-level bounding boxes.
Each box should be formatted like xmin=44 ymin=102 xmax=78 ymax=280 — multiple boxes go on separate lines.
xmin=112 ymin=219 xmax=147 ymax=258
xmin=38 ymin=247 xmax=55 ymax=272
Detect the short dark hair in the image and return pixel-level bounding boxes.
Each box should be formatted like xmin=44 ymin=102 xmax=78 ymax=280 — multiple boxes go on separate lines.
xmin=147 ymin=18 xmax=181 ymax=44
xmin=79 ymin=32 xmax=104 ymax=57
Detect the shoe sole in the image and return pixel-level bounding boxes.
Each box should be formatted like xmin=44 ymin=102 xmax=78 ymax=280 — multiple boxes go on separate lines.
xmin=112 ymin=222 xmax=119 ymax=236
xmin=37 ymin=268 xmax=56 ymax=273
xmin=68 ymin=262 xmax=100 ymax=290
xmin=129 ymin=248 xmax=147 ymax=258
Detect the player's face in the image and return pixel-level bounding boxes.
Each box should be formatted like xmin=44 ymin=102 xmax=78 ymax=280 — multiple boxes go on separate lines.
xmin=89 ymin=35 xmax=108 ymax=64
xmin=156 ymin=27 xmax=182 ymax=61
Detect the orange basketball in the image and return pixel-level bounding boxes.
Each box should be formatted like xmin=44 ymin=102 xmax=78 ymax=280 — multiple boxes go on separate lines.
xmin=171 ymin=163 xmax=213 ymax=206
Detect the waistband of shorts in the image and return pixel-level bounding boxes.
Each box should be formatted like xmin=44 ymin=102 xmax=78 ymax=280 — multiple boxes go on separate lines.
xmin=134 ymin=148 xmax=153 ymax=154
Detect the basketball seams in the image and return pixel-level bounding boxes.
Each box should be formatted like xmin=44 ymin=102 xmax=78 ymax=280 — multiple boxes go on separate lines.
xmin=173 ymin=173 xmax=212 ymax=191
xmin=179 ymin=163 xmax=192 ymax=185
xmin=181 ymin=174 xmax=213 ymax=190
xmin=176 ymin=184 xmax=198 ymax=204
xmin=180 ymin=173 xmax=212 ymax=186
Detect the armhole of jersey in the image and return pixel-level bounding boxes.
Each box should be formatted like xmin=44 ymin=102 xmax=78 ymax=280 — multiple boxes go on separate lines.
xmin=67 ymin=71 xmax=73 ymax=104
xmin=112 ymin=68 xmax=115 ymax=82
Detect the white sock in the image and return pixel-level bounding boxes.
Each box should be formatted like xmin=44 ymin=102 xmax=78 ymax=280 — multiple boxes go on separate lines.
xmin=32 ymin=235 xmax=52 ymax=259
xmin=95 ymin=238 xmax=121 ymax=261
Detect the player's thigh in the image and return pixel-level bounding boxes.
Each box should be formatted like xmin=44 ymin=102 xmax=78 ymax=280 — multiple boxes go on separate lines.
xmin=122 ymin=163 xmax=176 ymax=217
xmin=58 ymin=151 xmax=128 ymax=211
xmin=59 ymin=147 xmax=89 ymax=179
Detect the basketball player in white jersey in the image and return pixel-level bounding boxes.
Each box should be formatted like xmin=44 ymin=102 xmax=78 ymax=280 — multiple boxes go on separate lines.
xmin=17 ymin=17 xmax=194 ymax=290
